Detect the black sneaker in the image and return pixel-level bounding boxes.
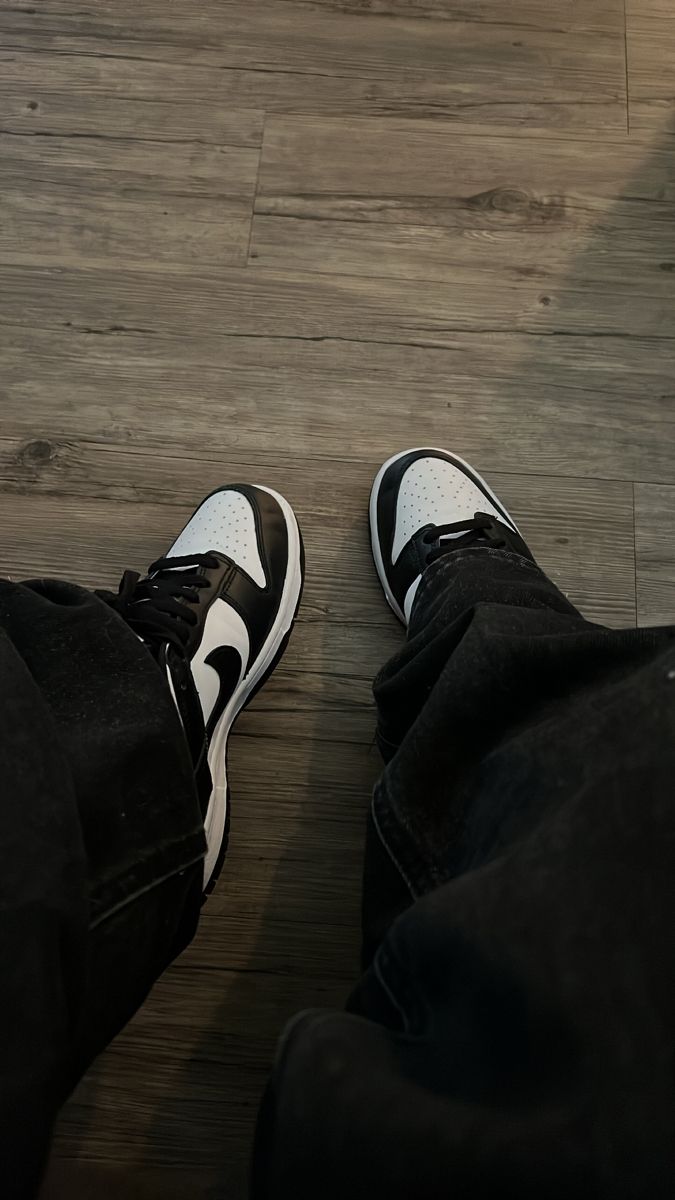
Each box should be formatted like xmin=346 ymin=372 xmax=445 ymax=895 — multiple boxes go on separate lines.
xmin=100 ymin=484 xmax=304 ymax=889
xmin=370 ymin=447 xmax=534 ymax=625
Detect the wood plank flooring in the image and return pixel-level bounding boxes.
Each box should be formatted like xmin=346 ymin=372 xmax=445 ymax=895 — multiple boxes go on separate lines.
xmin=0 ymin=0 xmax=672 ymax=1195
xmin=635 ymin=484 xmax=675 ymax=625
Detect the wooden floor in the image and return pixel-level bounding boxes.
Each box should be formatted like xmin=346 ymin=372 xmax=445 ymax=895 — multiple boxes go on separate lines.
xmin=1 ymin=0 xmax=674 ymax=1195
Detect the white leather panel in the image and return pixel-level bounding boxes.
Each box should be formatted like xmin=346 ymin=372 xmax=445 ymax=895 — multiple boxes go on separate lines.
xmin=170 ymin=491 xmax=266 ymax=587
xmin=392 ymin=458 xmax=514 ymax=565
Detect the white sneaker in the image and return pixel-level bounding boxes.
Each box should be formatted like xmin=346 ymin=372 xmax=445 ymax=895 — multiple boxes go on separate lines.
xmin=101 ymin=484 xmax=304 ymax=890
xmin=370 ymin=448 xmax=533 ymax=625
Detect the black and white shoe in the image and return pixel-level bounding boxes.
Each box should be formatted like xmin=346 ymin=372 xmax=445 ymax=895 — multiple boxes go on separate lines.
xmin=100 ymin=485 xmax=304 ymax=890
xmin=370 ymin=448 xmax=534 ymax=625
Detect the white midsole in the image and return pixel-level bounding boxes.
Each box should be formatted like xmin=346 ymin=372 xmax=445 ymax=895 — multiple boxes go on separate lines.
xmin=369 ymin=447 xmax=519 ymax=626
xmin=202 ymin=487 xmax=303 ymax=886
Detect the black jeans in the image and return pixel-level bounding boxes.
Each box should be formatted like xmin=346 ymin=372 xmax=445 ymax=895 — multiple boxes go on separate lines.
xmin=253 ymin=548 xmax=675 ymax=1200
xmin=1 ymin=550 xmax=674 ymax=1199
xmin=0 ymin=578 xmax=205 ymax=1199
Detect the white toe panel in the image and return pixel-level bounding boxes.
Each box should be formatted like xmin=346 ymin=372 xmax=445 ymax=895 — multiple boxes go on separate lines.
xmin=391 ymin=457 xmax=514 ymax=565
xmin=169 ymin=490 xmax=266 ymax=587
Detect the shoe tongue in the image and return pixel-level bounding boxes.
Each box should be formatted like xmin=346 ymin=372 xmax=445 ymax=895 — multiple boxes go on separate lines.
xmin=154 ymin=560 xmax=200 ymax=578
xmin=437 ymin=529 xmax=468 ymax=544
xmin=432 ymin=515 xmax=487 ymax=545
xmin=434 ymin=512 xmax=512 ymax=546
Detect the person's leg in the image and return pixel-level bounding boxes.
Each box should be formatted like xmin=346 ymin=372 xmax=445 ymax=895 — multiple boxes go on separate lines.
xmin=254 ymin=450 xmax=675 ymax=1200
xmin=0 ymin=577 xmax=204 ymax=1199
xmin=0 ymin=483 xmax=303 ymax=1199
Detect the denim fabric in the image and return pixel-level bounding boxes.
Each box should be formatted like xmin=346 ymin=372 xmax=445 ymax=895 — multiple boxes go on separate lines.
xmin=3 ymin=549 xmax=675 ymax=1199
xmin=254 ymin=548 xmax=675 ymax=1200
xmin=0 ymin=578 xmax=205 ymax=1199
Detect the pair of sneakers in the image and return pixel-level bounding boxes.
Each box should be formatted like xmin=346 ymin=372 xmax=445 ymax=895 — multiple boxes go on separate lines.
xmin=101 ymin=449 xmax=532 ymax=891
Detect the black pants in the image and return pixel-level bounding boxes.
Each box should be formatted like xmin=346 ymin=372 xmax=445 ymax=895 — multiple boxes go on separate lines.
xmin=0 ymin=578 xmax=206 ymax=1198
xmin=2 ymin=550 xmax=675 ymax=1199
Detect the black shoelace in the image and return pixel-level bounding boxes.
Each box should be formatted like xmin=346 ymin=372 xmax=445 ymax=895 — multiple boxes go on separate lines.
xmin=97 ymin=553 xmax=219 ymax=653
xmin=422 ymin=513 xmax=511 ymax=565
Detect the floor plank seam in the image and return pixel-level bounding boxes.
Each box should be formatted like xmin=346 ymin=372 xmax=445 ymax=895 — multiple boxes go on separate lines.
xmin=244 ymin=119 xmax=265 ymax=266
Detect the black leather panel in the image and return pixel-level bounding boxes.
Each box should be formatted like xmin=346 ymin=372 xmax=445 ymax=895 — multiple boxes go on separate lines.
xmin=204 ymin=645 xmax=244 ymax=740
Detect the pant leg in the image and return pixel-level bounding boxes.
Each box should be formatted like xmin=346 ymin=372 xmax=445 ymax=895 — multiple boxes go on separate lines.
xmin=0 ymin=578 xmax=205 ymax=1199
xmin=254 ymin=547 xmax=675 ymax=1200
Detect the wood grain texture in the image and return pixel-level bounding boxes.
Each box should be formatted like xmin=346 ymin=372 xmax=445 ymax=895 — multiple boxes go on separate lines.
xmin=634 ymin=484 xmax=675 ymax=625
xmin=0 ymin=85 xmax=264 ymax=148
xmin=0 ymin=0 xmax=627 ymax=134
xmin=626 ymin=0 xmax=675 ymax=138
xmin=272 ymin=0 xmax=622 ymax=28
xmin=0 ymin=132 xmax=259 ymax=270
xmin=252 ymin=117 xmax=675 ymax=307
xmin=0 ymin=19 xmax=262 ymax=271
xmin=0 ymin=0 xmax=668 ymax=1196
xmin=2 ymin=264 xmax=675 ymax=484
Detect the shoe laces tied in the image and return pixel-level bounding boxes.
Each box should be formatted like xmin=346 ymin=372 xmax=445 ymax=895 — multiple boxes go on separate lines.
xmin=97 ymin=553 xmax=219 ymax=652
xmin=422 ymin=512 xmax=511 ymax=566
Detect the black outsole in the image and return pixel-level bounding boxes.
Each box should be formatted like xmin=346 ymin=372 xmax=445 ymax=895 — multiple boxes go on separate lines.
xmin=202 ymin=532 xmax=306 ymax=900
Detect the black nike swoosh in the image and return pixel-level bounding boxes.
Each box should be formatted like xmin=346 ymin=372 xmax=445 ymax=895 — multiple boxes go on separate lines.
xmin=204 ymin=644 xmax=244 ymax=741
